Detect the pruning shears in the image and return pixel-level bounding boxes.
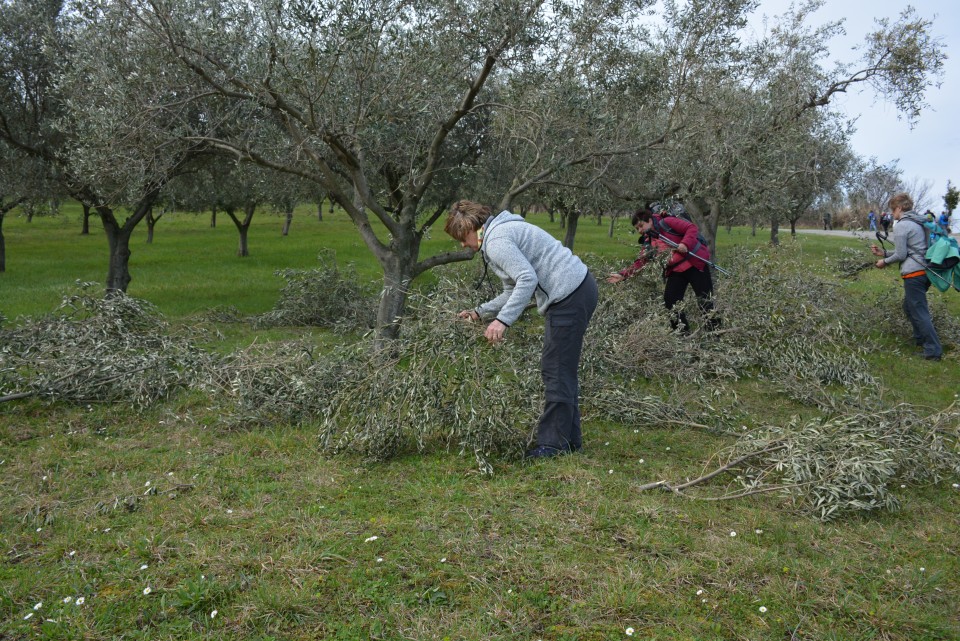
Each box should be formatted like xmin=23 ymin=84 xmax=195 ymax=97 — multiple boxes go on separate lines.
xmin=649 ymin=231 xmax=732 ymax=276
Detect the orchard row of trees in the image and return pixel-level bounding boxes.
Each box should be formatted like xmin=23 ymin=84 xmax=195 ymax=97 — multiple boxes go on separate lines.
xmin=0 ymin=0 xmax=946 ymax=342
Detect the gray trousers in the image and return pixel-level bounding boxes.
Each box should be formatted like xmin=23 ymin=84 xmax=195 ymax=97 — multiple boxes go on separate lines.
xmin=536 ymin=272 xmax=598 ymax=450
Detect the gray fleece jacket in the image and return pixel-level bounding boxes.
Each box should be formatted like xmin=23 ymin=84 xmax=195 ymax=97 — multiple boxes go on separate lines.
xmin=476 ymin=211 xmax=589 ymax=326
xmin=883 ymin=211 xmax=930 ymax=275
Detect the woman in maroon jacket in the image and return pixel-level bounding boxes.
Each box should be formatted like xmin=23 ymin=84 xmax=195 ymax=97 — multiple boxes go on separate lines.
xmin=607 ymin=207 xmax=720 ymax=333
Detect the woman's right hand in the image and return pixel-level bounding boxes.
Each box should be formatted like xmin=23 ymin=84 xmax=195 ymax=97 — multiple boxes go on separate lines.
xmin=606 ymin=273 xmax=625 ymax=284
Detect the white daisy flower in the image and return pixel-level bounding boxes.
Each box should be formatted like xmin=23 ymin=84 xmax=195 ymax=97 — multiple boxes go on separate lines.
xmin=140 ymin=564 xmax=148 ymax=570
xmin=63 ymin=597 xmax=73 ymax=604
xmin=625 ymin=627 xmax=634 ymax=636
xmin=696 ymin=589 xmax=703 ymax=595
xmin=759 ymin=606 xmax=767 ymax=613
xmin=364 ymin=536 xmax=379 ymax=543
xmin=75 ymin=597 xmax=85 ymax=605
xmin=730 ymin=531 xmax=737 ymax=537
xmin=143 ymin=587 xmax=152 ymax=595
xmin=210 ymin=610 xmax=218 ymax=619
xmin=33 ymin=602 xmax=43 ymax=610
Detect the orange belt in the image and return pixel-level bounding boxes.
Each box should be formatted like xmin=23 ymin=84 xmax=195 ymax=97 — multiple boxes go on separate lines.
xmin=902 ymin=270 xmax=926 ymax=279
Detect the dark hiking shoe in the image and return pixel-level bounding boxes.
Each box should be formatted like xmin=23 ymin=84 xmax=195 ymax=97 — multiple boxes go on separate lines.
xmin=524 ymin=445 xmax=571 ymax=459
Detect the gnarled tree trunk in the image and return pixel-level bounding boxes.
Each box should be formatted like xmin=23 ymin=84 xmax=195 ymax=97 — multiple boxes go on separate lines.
xmin=225 ymin=202 xmax=256 ymax=257
xmin=562 ymin=210 xmax=581 ymax=250
xmin=81 ymin=202 xmax=93 ymax=235
xmin=145 ymin=206 xmax=162 ymax=244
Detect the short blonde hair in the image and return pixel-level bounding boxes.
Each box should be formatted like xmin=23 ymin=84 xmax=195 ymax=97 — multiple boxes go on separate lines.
xmin=888 ymin=192 xmax=914 ymax=212
xmin=444 ymin=200 xmax=491 ymax=241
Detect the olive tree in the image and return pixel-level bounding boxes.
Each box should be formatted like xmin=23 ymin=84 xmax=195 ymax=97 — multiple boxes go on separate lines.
xmin=87 ymin=0 xmax=669 ymax=344
xmin=849 ymin=159 xmax=902 ymax=220
xmin=0 ymin=0 xmax=203 ymax=292
xmin=0 ymin=0 xmax=71 ymax=273
xmin=638 ymin=0 xmax=944 ymax=254
xmin=53 ymin=2 xmax=217 ymax=292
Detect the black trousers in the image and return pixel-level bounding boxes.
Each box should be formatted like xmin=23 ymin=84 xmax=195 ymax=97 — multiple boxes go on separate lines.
xmin=663 ymin=267 xmax=718 ymax=333
xmin=536 ymin=272 xmax=598 ymax=451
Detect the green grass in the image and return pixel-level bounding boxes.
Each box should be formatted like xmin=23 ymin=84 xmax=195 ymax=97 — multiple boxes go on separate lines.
xmin=1 ymin=202 xmax=421 ymax=319
xmin=1 ymin=204 xmax=959 ymax=640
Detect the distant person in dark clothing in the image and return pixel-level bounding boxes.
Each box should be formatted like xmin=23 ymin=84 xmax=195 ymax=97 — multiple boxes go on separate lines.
xmin=880 ymin=211 xmax=892 ymax=233
xmin=938 ymin=211 xmax=951 ymax=237
xmin=822 ymin=211 xmax=832 ymax=230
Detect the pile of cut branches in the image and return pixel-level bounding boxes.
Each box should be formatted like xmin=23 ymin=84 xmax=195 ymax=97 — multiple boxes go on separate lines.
xmin=639 ymin=403 xmax=960 ymax=520
xmin=251 ymin=249 xmax=375 ymax=332
xmin=215 ymin=275 xmax=537 ymax=472
xmin=587 ymin=246 xmax=885 ymax=411
xmin=0 ymin=283 xmax=210 ymax=408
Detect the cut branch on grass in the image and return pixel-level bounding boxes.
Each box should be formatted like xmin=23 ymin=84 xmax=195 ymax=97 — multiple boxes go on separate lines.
xmin=637 ymin=444 xmax=788 ymax=492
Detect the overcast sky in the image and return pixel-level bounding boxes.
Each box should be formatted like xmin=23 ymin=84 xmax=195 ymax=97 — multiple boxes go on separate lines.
xmin=749 ymin=0 xmax=959 ymax=209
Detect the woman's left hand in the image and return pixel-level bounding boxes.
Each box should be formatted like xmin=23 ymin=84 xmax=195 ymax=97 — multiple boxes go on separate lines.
xmin=484 ymin=320 xmax=506 ymax=344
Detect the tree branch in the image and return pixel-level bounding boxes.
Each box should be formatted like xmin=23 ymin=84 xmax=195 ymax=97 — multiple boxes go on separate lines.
xmin=637 ymin=444 xmax=787 ymax=492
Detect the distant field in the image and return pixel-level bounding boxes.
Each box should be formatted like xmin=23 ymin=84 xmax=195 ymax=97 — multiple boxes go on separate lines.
xmin=0 ymin=201 xmax=914 ymax=321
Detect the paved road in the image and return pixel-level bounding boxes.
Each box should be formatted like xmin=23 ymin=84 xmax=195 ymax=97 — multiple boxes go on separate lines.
xmin=797 ymin=228 xmax=960 ymax=240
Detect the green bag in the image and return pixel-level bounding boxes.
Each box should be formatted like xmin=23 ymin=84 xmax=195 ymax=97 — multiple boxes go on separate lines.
xmin=924 ymin=234 xmax=960 ymax=293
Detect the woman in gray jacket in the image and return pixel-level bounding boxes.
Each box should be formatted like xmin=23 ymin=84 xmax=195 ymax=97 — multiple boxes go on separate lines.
xmin=445 ymin=200 xmax=599 ymax=458
xmin=870 ymin=192 xmax=943 ymax=360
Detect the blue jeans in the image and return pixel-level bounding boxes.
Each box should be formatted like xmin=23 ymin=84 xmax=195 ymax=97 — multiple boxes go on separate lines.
xmin=902 ymin=275 xmax=942 ymax=358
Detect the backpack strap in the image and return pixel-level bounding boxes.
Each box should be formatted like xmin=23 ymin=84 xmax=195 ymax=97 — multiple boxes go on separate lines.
xmin=653 ymin=216 xmax=702 ymax=256
xmin=902 ymin=218 xmax=932 ymax=266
